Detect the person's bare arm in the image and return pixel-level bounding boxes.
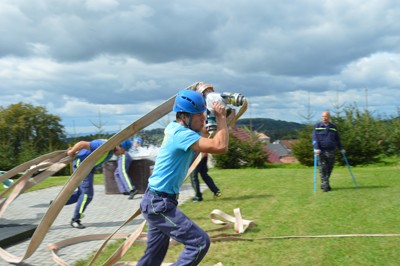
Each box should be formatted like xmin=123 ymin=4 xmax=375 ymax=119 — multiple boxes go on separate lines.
xmin=67 ymin=141 xmax=91 ymax=157
xmin=191 ymin=102 xmax=228 ymax=154
xmin=200 ymin=126 xmax=209 ymax=138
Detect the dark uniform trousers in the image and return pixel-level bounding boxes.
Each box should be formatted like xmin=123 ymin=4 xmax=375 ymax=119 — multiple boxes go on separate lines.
xmin=318 ymin=150 xmax=336 ymax=189
xmin=137 ymin=189 xmax=210 ymax=266
xmin=65 ymin=161 xmax=94 ymax=221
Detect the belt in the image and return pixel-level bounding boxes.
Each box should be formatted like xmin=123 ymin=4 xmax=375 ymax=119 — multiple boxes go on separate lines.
xmin=148 ymin=188 xmax=179 ymax=200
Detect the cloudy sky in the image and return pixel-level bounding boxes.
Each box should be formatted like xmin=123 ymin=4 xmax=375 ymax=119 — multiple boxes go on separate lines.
xmin=1 ymin=0 xmax=399 ymax=136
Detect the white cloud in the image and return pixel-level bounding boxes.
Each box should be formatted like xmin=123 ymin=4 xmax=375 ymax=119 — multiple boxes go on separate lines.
xmin=1 ymin=0 xmax=400 ymax=135
xmin=342 ymin=52 xmax=400 ymax=86
xmin=85 ymin=0 xmax=119 ymax=12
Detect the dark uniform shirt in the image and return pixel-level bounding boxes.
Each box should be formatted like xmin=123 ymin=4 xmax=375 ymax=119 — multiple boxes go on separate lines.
xmin=312 ymin=122 xmax=343 ymax=151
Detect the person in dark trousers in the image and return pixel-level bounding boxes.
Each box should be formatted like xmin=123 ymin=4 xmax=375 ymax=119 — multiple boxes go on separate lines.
xmin=137 ymin=89 xmax=228 ymax=266
xmin=114 ymin=137 xmax=143 ymax=199
xmin=312 ymin=111 xmax=345 ymax=192
xmin=190 ymin=153 xmax=221 ymax=202
xmin=114 ymin=152 xmax=138 ymax=199
xmin=66 ymin=138 xmax=132 ymax=229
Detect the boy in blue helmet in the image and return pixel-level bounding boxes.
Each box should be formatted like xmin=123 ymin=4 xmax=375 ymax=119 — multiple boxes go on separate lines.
xmin=137 ymin=89 xmax=228 ymax=266
xmin=134 ymin=137 xmax=143 ymax=148
xmin=66 ymin=138 xmax=132 ymax=229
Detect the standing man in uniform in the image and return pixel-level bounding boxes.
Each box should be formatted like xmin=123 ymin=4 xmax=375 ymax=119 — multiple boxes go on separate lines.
xmin=66 ymin=138 xmax=132 ymax=229
xmin=312 ymin=111 xmax=345 ymax=192
xmin=137 ymin=89 xmax=228 ymax=266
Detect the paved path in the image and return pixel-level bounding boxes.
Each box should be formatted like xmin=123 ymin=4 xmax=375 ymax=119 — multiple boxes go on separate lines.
xmin=0 ymin=183 xmax=202 ymax=266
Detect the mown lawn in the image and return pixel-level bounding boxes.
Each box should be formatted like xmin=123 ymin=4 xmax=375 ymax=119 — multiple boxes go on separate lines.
xmin=76 ymin=162 xmax=400 ymax=266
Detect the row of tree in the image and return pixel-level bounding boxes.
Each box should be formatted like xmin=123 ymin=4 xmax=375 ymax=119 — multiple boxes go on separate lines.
xmin=1 ymin=102 xmax=398 ymax=171
xmin=236 ymin=118 xmax=305 ymax=141
xmin=0 ymin=103 xmax=67 ymax=170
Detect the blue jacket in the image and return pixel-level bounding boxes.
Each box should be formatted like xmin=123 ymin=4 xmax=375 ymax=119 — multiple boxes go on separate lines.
xmin=74 ymin=139 xmax=113 ymax=173
xmin=312 ymin=122 xmax=343 ymax=151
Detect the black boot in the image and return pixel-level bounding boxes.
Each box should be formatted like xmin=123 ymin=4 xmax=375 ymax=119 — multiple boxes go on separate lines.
xmin=321 ymin=181 xmax=330 ymax=192
xmin=128 ymin=189 xmax=138 ymax=199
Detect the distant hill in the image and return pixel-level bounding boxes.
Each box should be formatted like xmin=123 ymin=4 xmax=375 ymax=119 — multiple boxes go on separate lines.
xmin=65 ymin=118 xmax=306 ymax=144
xmin=235 ymin=118 xmax=306 ymax=141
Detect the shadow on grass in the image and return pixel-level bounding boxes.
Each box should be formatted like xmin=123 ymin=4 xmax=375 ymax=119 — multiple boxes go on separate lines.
xmin=332 ymin=185 xmax=390 ymax=191
xmin=214 ymin=193 xmax=272 ymax=201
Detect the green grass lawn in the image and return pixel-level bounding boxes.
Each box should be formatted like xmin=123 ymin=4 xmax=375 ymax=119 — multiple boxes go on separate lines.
xmin=76 ymin=162 xmax=400 ymax=266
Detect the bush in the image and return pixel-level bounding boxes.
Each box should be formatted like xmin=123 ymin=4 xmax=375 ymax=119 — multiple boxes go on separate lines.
xmin=214 ymin=132 xmax=268 ymax=169
xmin=291 ymin=125 xmax=314 ymax=166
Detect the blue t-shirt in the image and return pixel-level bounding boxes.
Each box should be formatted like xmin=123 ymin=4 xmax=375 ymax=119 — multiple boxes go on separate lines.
xmin=75 ymin=139 xmax=113 ymax=171
xmin=148 ymin=121 xmax=201 ymax=194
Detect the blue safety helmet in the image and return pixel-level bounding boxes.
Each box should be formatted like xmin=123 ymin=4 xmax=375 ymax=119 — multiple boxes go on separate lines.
xmin=119 ymin=138 xmax=133 ymax=151
xmin=173 ymin=90 xmax=207 ymax=114
xmin=134 ymin=137 xmax=143 ymax=145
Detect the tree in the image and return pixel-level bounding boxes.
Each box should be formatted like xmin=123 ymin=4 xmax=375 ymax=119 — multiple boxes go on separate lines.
xmin=336 ymin=105 xmax=382 ymax=165
xmin=0 ymin=102 xmax=67 ymax=170
xmin=89 ymin=110 xmax=108 ymax=138
xmin=214 ymin=130 xmax=268 ymax=169
xmin=377 ymin=109 xmax=400 ymax=156
xmin=291 ymin=125 xmax=314 ymax=166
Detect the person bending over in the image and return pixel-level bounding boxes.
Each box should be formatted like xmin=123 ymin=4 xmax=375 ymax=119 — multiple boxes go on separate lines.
xmin=66 ymin=138 xmax=132 ymax=229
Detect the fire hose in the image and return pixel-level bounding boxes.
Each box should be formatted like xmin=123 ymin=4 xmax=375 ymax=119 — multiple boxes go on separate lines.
xmin=2 ymin=84 xmax=400 ymax=265
xmin=0 ymin=84 xmax=249 ymax=265
xmin=2 ymin=83 xmax=400 ymax=265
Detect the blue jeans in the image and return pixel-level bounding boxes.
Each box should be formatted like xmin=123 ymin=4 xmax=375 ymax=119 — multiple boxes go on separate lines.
xmin=137 ymin=189 xmax=210 ymax=266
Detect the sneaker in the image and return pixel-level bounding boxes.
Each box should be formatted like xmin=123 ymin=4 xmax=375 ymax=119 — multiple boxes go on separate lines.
xmin=128 ymin=189 xmax=138 ymax=200
xmin=71 ymin=219 xmax=85 ymax=229
xmin=214 ymin=191 xmax=222 ymax=199
xmin=192 ymin=197 xmax=203 ymax=202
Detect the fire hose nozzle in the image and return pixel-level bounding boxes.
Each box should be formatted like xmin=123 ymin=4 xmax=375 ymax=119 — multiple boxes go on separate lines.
xmin=204 ymin=91 xmax=246 ymax=135
xmin=221 ymin=92 xmax=245 ymax=106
